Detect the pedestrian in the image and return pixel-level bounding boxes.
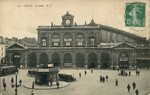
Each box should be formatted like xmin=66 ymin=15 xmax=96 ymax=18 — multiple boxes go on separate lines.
xmin=49 ymin=78 xmax=53 ymax=86
xmin=79 ymin=72 xmax=81 ymax=78
xmin=11 ymin=81 xmax=14 ymax=88
xmin=103 ymin=77 xmax=105 ymax=82
xmin=132 ymin=82 xmax=136 ymax=90
xmin=136 ymin=70 xmax=138 ymax=76
xmin=106 ymin=75 xmax=108 ymax=81
xmin=56 ymin=82 xmax=59 ymax=89
xmin=11 ymin=77 xmax=14 ymax=83
xmin=138 ymin=71 xmax=140 ymax=76
xmin=84 ymin=71 xmax=87 ymax=75
xmin=32 ymin=81 xmax=34 ymax=89
xmin=115 ymin=79 xmax=118 ymax=86
xmin=2 ymin=78 xmax=5 ymax=84
xmin=135 ymin=89 xmax=139 ymax=95
xmin=3 ymin=82 xmax=6 ymax=90
xmin=19 ymin=79 xmax=22 ymax=86
xmin=91 ymin=69 xmax=93 ymax=73
xmin=100 ymin=75 xmax=102 ymax=82
xmin=129 ymin=71 xmax=131 ymax=76
xmin=117 ymin=66 xmax=119 ymax=72
xmin=127 ymin=84 xmax=131 ymax=92
xmin=31 ymin=90 xmax=34 ymax=95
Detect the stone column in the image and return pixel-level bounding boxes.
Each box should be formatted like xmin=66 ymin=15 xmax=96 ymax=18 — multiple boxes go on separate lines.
xmin=116 ymin=51 xmax=119 ymax=67
xmin=111 ymin=51 xmax=114 ymax=68
xmin=20 ymin=52 xmax=23 ymax=67
xmin=72 ymin=53 xmax=76 ymax=68
xmin=36 ymin=53 xmax=40 ymax=66
xmin=84 ymin=53 xmax=88 ymax=69
xmin=97 ymin=53 xmax=101 ymax=69
xmin=60 ymin=54 xmax=64 ymax=68
xmin=60 ymin=34 xmax=63 ymax=47
xmin=72 ymin=33 xmax=76 ymax=47
xmin=85 ymin=33 xmax=88 ymax=47
xmin=134 ymin=50 xmax=137 ymax=66
xmin=24 ymin=51 xmax=28 ymax=68
xmin=49 ymin=33 xmax=52 ymax=47
xmin=9 ymin=53 xmax=12 ymax=65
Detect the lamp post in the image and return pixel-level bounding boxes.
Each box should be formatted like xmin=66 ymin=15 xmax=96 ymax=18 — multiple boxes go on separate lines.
xmin=15 ymin=72 xmax=18 ymax=95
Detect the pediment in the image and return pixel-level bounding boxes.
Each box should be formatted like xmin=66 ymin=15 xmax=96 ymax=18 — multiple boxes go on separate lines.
xmin=113 ymin=42 xmax=135 ymax=49
xmin=7 ymin=43 xmax=25 ymax=50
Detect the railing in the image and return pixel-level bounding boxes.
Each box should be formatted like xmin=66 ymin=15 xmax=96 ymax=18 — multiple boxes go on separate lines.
xmin=136 ymin=57 xmax=150 ymax=60
xmin=27 ymin=46 xmax=100 ymax=49
xmin=38 ymin=25 xmax=99 ymax=29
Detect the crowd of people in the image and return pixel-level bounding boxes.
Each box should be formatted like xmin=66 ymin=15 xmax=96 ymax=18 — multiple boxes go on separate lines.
xmin=78 ymin=68 xmax=141 ymax=95
xmin=1 ymin=68 xmax=144 ymax=95
xmin=115 ymin=70 xmax=140 ymax=95
xmin=2 ymin=77 xmax=22 ymax=91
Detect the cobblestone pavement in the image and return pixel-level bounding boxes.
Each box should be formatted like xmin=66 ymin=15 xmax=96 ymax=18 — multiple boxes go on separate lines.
xmin=0 ymin=69 xmax=150 ymax=95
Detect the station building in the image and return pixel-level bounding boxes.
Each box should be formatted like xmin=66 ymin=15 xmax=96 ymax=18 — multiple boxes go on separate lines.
xmin=6 ymin=11 xmax=150 ymax=69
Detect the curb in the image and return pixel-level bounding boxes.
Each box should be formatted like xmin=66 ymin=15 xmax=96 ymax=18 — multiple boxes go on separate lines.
xmin=23 ymin=81 xmax=70 ymax=90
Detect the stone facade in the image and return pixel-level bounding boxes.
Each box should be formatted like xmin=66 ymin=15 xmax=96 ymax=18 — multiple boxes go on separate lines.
xmin=0 ymin=36 xmax=6 ymax=65
xmin=6 ymin=12 xmax=150 ymax=69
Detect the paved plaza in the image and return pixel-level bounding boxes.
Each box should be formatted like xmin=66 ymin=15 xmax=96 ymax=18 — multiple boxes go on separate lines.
xmin=0 ymin=69 xmax=150 ymax=95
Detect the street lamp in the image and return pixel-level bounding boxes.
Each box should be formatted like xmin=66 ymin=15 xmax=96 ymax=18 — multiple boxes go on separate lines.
xmin=15 ymin=72 xmax=18 ymax=95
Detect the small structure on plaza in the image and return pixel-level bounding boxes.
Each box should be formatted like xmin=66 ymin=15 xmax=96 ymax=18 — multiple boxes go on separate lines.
xmin=34 ymin=67 xmax=59 ymax=85
xmin=28 ymin=64 xmax=60 ymax=86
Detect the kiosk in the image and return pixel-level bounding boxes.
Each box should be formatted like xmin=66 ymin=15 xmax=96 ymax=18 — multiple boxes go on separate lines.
xmin=34 ymin=64 xmax=59 ymax=85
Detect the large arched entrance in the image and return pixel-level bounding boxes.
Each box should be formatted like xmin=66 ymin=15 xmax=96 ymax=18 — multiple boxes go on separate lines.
xmin=40 ymin=53 xmax=49 ymax=66
xmin=101 ymin=53 xmax=110 ymax=69
xmin=12 ymin=53 xmax=21 ymax=67
xmin=119 ymin=52 xmax=129 ymax=69
xmin=88 ymin=53 xmax=97 ymax=68
xmin=64 ymin=53 xmax=73 ymax=67
xmin=28 ymin=53 xmax=37 ymax=68
xmin=76 ymin=53 xmax=85 ymax=68
xmin=52 ymin=53 xmax=60 ymax=67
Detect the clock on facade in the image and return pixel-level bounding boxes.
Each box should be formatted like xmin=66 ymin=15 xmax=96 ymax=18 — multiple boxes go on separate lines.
xmin=65 ymin=20 xmax=70 ymax=25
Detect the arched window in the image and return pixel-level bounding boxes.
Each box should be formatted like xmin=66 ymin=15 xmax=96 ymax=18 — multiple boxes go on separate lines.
xmin=52 ymin=34 xmax=60 ymax=47
xmin=52 ymin=53 xmax=60 ymax=67
xmin=76 ymin=33 xmax=85 ymax=46
xmin=64 ymin=33 xmax=72 ymax=46
xmin=64 ymin=53 xmax=73 ymax=67
xmin=101 ymin=53 xmax=110 ymax=69
xmin=40 ymin=53 xmax=49 ymax=65
xmin=76 ymin=53 xmax=85 ymax=68
xmin=89 ymin=36 xmax=96 ymax=46
xmin=88 ymin=53 xmax=97 ymax=68
xmin=28 ymin=53 xmax=37 ymax=67
xmin=41 ymin=36 xmax=48 ymax=47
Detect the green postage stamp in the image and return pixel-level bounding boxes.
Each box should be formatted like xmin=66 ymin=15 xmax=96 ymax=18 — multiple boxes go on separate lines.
xmin=125 ymin=2 xmax=146 ymax=27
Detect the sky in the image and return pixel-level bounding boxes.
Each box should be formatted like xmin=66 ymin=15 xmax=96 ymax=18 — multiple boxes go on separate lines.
xmin=0 ymin=0 xmax=150 ymax=39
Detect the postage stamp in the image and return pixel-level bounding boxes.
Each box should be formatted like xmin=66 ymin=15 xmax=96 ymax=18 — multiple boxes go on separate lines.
xmin=125 ymin=2 xmax=146 ymax=27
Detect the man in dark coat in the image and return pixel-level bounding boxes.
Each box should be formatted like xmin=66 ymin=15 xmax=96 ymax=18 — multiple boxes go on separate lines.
xmin=106 ymin=75 xmax=108 ymax=81
xmin=129 ymin=71 xmax=131 ymax=76
xmin=132 ymin=82 xmax=136 ymax=90
xmin=56 ymin=82 xmax=59 ymax=89
xmin=3 ymin=82 xmax=6 ymax=90
xmin=115 ymin=79 xmax=118 ymax=86
xmin=19 ymin=79 xmax=22 ymax=86
xmin=84 ymin=71 xmax=87 ymax=75
xmin=79 ymin=72 xmax=81 ymax=78
xmin=127 ymin=84 xmax=131 ymax=92
xmin=135 ymin=89 xmax=139 ymax=95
